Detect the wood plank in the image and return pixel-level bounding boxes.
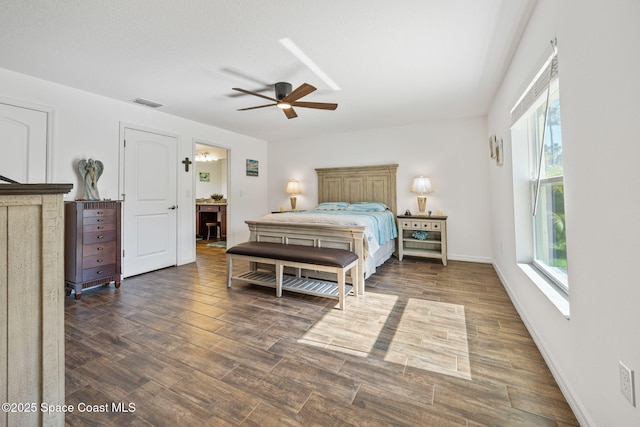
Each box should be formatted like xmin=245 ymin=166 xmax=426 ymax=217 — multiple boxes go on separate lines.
xmin=0 ymin=207 xmax=7 ymax=427
xmin=270 ymin=357 xmax=360 ymax=402
xmin=170 ymin=369 xmax=262 ymax=424
xmin=7 ymin=204 xmax=41 ymax=426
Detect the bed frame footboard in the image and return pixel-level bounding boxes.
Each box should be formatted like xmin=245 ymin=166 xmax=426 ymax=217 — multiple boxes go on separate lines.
xmin=245 ymin=221 xmax=366 ymax=295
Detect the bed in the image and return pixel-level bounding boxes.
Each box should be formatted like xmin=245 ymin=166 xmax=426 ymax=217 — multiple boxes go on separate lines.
xmin=245 ymin=164 xmax=398 ymax=295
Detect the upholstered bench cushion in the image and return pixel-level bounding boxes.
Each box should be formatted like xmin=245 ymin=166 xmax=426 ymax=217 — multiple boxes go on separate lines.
xmin=226 ymin=241 xmax=358 ymax=267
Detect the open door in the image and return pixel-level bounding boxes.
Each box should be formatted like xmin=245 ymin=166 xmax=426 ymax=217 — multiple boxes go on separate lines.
xmin=122 ymin=127 xmax=178 ymax=277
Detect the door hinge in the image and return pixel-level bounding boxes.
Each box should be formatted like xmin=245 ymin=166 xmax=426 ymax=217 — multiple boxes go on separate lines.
xmin=121 ymin=193 xmax=125 ymax=202
xmin=123 ymin=139 xmax=126 ymax=148
xmin=122 ymin=250 xmax=125 ymax=257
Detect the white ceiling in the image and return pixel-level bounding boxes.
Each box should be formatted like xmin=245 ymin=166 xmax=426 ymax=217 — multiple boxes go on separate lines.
xmin=0 ymin=0 xmax=536 ymax=142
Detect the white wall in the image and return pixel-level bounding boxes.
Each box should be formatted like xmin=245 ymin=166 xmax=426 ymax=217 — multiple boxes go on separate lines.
xmin=487 ymin=1 xmax=640 ymax=425
xmin=195 ymin=159 xmax=227 ymax=199
xmin=267 ymin=118 xmax=492 ymax=263
xmin=0 ymin=67 xmax=268 ymax=268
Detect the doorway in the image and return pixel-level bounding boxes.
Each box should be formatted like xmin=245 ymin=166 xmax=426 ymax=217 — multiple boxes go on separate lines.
xmin=194 ymin=141 xmax=228 ymax=253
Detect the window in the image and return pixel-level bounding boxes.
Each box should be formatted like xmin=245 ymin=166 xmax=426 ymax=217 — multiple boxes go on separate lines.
xmin=511 ymin=46 xmax=569 ymax=297
xmin=529 ymin=80 xmax=568 ymax=291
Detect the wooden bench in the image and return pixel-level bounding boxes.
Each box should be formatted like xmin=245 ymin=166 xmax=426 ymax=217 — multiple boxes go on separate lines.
xmin=226 ymin=242 xmax=359 ymax=310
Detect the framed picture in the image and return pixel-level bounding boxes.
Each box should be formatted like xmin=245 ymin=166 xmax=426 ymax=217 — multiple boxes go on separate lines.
xmin=246 ymin=159 xmax=259 ymax=176
xmin=199 ymin=172 xmax=210 ymax=182
xmin=496 ymin=138 xmax=504 ymax=166
xmin=489 ymin=135 xmax=497 ymax=159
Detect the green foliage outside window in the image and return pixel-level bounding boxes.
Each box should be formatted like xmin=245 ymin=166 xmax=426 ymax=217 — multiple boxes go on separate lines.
xmin=532 ymin=91 xmax=568 ymax=279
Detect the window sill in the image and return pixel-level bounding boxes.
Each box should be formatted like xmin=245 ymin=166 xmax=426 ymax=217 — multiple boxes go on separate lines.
xmin=517 ymin=263 xmax=570 ymax=319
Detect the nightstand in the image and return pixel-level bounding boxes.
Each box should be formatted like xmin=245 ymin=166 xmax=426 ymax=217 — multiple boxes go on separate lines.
xmin=397 ymin=215 xmax=447 ymax=265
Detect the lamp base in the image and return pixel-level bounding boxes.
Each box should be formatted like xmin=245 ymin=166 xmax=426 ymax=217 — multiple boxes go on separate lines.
xmin=417 ymin=196 xmax=426 ymax=216
xmin=290 ymin=196 xmax=297 ymax=211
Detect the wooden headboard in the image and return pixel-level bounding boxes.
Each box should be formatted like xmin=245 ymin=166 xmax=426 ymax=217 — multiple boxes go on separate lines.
xmin=315 ymin=164 xmax=398 ymax=214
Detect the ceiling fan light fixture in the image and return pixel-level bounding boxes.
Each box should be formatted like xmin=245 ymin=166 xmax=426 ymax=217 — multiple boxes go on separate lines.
xmin=276 ymin=102 xmax=292 ymax=109
xmin=195 ymin=152 xmax=217 ymax=162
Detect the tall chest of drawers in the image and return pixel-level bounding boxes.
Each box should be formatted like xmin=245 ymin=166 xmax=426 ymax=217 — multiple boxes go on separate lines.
xmin=65 ymin=201 xmax=122 ymax=299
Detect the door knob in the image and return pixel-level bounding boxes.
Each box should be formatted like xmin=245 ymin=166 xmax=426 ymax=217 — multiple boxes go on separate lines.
xmin=168 ymin=205 xmax=178 ymax=210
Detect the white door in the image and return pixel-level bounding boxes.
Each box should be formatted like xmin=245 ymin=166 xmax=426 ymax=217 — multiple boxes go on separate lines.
xmin=0 ymin=103 xmax=48 ymax=183
xmin=122 ymin=127 xmax=178 ymax=277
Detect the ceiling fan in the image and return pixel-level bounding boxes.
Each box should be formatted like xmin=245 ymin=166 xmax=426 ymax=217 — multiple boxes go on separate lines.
xmin=232 ymin=82 xmax=338 ymax=119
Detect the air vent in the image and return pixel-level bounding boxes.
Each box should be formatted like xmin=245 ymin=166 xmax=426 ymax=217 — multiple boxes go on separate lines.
xmin=131 ymin=98 xmax=163 ymax=108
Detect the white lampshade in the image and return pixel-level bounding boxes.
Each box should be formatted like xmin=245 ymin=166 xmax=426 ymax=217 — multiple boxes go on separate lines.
xmin=285 ymin=180 xmax=301 ymax=195
xmin=410 ymin=176 xmax=433 ymax=195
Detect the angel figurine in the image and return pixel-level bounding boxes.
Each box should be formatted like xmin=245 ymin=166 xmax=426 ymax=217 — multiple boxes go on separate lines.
xmin=78 ymin=158 xmax=104 ymax=200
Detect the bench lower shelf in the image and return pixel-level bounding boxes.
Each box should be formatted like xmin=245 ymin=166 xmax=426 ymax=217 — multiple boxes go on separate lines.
xmin=232 ymin=270 xmax=354 ymax=299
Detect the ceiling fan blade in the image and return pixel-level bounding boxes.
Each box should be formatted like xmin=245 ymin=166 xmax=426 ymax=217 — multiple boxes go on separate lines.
xmin=282 ymin=83 xmax=316 ymax=103
xmin=232 ymin=88 xmax=277 ymax=102
xmin=227 ymin=86 xmax=273 ymax=98
xmin=222 ymin=67 xmax=270 ymax=86
xmin=223 ymin=68 xmax=274 ymax=97
xmin=237 ymin=103 xmax=277 ymax=111
xmin=291 ymin=101 xmax=338 ymax=110
xmin=283 ymin=108 xmax=298 ymax=119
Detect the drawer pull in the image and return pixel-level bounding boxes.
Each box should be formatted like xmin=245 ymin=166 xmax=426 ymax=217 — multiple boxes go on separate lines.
xmin=96 ymin=226 xmax=104 ymax=230
xmin=97 ymin=235 xmax=104 ymax=239
xmin=97 ymin=247 xmax=104 ymax=251
xmin=97 ymin=270 xmax=103 ymax=274
xmin=96 ymin=211 xmax=103 ymax=215
xmin=97 ymin=259 xmax=103 ymax=263
xmin=97 ymin=219 xmax=104 ymax=222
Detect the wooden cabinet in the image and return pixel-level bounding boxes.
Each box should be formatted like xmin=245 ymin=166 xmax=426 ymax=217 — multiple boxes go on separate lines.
xmin=65 ymin=201 xmax=122 ymax=299
xmin=196 ymin=203 xmax=226 ymax=239
xmin=397 ymin=215 xmax=447 ymax=265
xmin=0 ymin=183 xmax=72 ymax=426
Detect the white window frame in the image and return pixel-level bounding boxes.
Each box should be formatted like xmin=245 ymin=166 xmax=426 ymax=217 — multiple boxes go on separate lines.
xmin=510 ymin=45 xmax=570 ymax=317
xmin=528 ymin=79 xmax=568 ymax=293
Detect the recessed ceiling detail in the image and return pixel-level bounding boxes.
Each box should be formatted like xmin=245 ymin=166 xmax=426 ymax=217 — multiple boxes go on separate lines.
xmin=279 ymin=37 xmax=341 ymax=91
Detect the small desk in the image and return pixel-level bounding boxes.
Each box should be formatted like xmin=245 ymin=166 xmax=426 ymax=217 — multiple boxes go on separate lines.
xmin=196 ymin=203 xmax=227 ymax=239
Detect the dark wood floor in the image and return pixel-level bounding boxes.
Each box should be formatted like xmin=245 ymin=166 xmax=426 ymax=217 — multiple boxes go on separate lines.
xmin=64 ymin=241 xmax=579 ymax=426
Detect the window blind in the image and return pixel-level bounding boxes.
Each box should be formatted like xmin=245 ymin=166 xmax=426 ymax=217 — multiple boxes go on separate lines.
xmin=510 ymin=44 xmax=558 ymax=126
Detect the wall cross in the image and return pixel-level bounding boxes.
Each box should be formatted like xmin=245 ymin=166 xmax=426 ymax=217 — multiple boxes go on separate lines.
xmin=182 ymin=157 xmax=192 ymax=172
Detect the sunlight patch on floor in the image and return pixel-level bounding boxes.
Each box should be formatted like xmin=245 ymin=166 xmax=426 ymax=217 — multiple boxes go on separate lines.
xmin=385 ymin=298 xmax=471 ymax=380
xmin=298 ymin=292 xmax=399 ymax=358
xmin=299 ymin=293 xmax=471 ymax=380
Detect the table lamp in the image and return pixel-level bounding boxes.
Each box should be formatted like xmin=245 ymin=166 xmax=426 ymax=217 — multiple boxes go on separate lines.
xmin=285 ymin=179 xmax=301 ymax=211
xmin=410 ymin=176 xmax=433 ymax=215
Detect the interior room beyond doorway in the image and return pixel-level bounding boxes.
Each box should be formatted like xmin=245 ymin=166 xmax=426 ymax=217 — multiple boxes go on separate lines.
xmin=195 ymin=143 xmax=228 ymax=251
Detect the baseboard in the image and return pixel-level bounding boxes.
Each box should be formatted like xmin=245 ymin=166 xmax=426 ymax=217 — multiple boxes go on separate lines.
xmin=178 ymin=256 xmax=196 ymax=266
xmin=448 ymin=254 xmax=493 ymax=263
xmin=492 ymin=261 xmax=594 ymax=427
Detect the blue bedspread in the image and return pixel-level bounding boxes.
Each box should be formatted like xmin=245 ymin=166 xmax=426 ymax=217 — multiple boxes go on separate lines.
xmin=296 ymin=209 xmax=398 ymax=245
